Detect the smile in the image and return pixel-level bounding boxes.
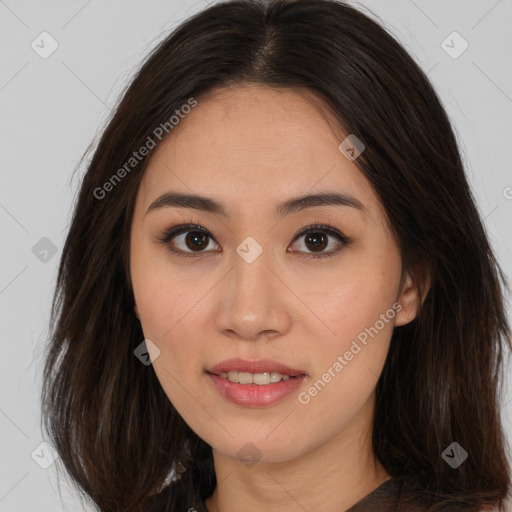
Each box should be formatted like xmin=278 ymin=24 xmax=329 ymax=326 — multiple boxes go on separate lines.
xmin=219 ymin=371 xmax=293 ymax=385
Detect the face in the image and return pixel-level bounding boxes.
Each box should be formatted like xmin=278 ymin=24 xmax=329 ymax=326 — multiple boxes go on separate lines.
xmin=129 ymin=84 xmax=421 ymax=463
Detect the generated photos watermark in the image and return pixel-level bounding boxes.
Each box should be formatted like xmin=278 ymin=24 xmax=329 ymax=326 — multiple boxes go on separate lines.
xmin=298 ymin=302 xmax=402 ymax=405
xmin=93 ymin=97 xmax=198 ymax=200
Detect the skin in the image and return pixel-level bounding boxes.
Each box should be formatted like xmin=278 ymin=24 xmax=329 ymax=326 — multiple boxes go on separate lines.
xmin=130 ymin=84 xmax=424 ymax=512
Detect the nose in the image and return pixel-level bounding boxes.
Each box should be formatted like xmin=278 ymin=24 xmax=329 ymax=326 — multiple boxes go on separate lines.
xmin=214 ymin=246 xmax=292 ymax=342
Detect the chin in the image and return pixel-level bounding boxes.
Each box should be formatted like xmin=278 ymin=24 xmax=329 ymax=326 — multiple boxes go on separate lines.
xmin=208 ymin=433 xmax=307 ymax=465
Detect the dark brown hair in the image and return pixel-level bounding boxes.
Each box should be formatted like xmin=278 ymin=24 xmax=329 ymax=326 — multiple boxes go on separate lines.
xmin=40 ymin=0 xmax=512 ymax=510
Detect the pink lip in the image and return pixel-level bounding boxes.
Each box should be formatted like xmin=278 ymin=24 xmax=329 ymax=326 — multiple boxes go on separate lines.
xmin=207 ymin=358 xmax=307 ymax=376
xmin=207 ymin=373 xmax=307 ymax=407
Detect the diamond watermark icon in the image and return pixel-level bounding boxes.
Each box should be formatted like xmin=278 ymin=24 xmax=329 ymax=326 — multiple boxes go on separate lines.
xmin=236 ymin=236 xmax=263 ymax=264
xmin=31 ymin=31 xmax=59 ymax=59
xmin=32 ymin=237 xmax=58 ymax=263
xmin=338 ymin=134 xmax=365 ymax=161
xmin=236 ymin=442 xmax=263 ymax=467
xmin=31 ymin=441 xmax=59 ymax=469
xmin=134 ymin=338 xmax=161 ymax=365
xmin=441 ymin=32 xmax=469 ymax=59
xmin=442 ymin=442 xmax=468 ymax=468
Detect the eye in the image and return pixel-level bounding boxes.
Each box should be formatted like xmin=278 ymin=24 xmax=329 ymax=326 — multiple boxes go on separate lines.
xmin=288 ymin=222 xmax=351 ymax=259
xmin=156 ymin=219 xmax=351 ymax=259
xmin=156 ymin=220 xmax=219 ymax=258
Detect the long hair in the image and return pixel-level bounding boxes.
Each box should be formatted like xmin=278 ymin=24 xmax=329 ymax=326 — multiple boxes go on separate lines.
xmin=40 ymin=0 xmax=512 ymax=510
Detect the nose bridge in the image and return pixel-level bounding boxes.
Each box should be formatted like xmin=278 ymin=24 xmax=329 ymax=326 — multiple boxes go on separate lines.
xmin=214 ymin=234 xmax=291 ymax=339
xmin=230 ymin=235 xmax=273 ymax=306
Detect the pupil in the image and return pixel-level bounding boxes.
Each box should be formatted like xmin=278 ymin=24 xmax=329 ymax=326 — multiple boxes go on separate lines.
xmin=186 ymin=231 xmax=208 ymax=250
xmin=306 ymin=233 xmax=327 ymax=251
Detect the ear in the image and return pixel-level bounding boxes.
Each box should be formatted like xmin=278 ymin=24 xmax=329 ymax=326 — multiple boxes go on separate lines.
xmin=394 ymin=271 xmax=430 ymax=327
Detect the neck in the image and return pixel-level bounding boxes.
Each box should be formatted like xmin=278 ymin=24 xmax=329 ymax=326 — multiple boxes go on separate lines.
xmin=204 ymin=395 xmax=390 ymax=512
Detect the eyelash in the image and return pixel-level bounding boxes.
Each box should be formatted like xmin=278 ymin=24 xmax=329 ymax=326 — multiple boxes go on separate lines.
xmin=155 ymin=218 xmax=351 ymax=259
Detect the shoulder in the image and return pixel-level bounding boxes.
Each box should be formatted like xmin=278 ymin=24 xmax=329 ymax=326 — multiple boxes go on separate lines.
xmin=397 ymin=478 xmax=512 ymax=512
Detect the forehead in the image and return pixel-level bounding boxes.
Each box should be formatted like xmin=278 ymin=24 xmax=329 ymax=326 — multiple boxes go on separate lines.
xmin=137 ymin=84 xmax=379 ymax=219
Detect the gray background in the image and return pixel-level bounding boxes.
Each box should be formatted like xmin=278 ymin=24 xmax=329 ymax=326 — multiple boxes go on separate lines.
xmin=0 ymin=0 xmax=511 ymax=510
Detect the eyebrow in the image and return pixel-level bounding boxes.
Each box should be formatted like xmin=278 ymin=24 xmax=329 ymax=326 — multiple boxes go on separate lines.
xmin=145 ymin=191 xmax=367 ymax=219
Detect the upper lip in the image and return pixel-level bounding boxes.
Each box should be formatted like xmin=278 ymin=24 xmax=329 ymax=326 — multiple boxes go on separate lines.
xmin=207 ymin=358 xmax=307 ymax=376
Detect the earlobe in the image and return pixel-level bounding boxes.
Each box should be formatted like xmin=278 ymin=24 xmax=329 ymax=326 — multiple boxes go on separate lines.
xmin=394 ymin=272 xmax=430 ymax=327
xmin=134 ymin=304 xmax=140 ymax=319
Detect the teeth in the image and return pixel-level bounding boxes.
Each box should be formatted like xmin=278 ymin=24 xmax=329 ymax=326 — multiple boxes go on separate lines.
xmin=219 ymin=371 xmax=293 ymax=385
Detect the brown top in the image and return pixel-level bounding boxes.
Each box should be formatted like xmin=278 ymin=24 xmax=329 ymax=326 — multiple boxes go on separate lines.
xmin=159 ymin=473 xmax=510 ymax=511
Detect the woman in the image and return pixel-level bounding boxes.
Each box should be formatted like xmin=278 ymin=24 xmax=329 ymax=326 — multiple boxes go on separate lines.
xmin=41 ymin=0 xmax=512 ymax=510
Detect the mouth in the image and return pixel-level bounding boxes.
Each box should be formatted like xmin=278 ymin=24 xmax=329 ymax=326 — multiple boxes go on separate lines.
xmin=206 ymin=357 xmax=308 ymax=384
xmin=209 ymin=370 xmax=305 ymax=385
xmin=205 ymin=358 xmax=308 ymax=406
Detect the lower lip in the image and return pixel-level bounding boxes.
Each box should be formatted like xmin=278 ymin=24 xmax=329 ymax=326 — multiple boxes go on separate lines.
xmin=207 ymin=372 xmax=307 ymax=407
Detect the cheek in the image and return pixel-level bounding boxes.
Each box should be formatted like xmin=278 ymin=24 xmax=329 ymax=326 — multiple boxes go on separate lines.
xmin=322 ymin=284 xmax=397 ymax=348
xmin=134 ymin=278 xmax=209 ymax=354
xmin=297 ymin=295 xmax=396 ymax=441
xmin=131 ymin=239 xmax=203 ymax=339
xmin=308 ymin=255 xmax=400 ymax=349
xmin=131 ymin=259 xmax=169 ymax=339
xmin=130 ymin=252 xmax=216 ymax=400
xmin=299 ymin=244 xmax=400 ymax=402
